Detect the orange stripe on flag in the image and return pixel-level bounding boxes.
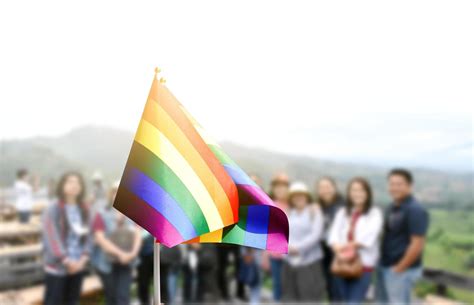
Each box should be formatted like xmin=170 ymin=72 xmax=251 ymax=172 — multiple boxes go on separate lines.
xmin=142 ymin=99 xmax=235 ymax=226
xmin=148 ymin=79 xmax=239 ymax=223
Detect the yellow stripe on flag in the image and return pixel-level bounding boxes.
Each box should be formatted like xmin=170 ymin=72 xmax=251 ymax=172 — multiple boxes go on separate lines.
xmin=199 ymin=228 xmax=223 ymax=242
xmin=134 ymin=119 xmax=224 ymax=231
xmin=142 ymin=99 xmax=234 ymax=225
xmin=178 ymin=105 xmax=221 ymax=147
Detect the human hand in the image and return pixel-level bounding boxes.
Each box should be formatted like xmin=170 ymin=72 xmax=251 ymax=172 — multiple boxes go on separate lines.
xmin=392 ymin=265 xmax=404 ymax=273
xmin=288 ymin=246 xmax=299 ymax=256
xmin=338 ymin=244 xmax=357 ymax=261
xmin=118 ymin=252 xmax=135 ymax=265
xmin=66 ymin=261 xmax=82 ymax=274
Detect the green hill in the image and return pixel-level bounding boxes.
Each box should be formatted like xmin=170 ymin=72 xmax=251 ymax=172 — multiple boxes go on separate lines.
xmin=1 ymin=126 xmax=472 ymax=207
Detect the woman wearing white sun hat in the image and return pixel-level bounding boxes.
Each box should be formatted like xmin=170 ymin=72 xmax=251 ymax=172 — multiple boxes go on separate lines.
xmin=281 ymin=181 xmax=326 ymax=302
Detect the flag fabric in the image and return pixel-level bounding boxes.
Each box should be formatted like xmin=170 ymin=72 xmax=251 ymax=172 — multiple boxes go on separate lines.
xmin=180 ymin=105 xmax=289 ymax=253
xmin=114 ymin=73 xmax=289 ymax=253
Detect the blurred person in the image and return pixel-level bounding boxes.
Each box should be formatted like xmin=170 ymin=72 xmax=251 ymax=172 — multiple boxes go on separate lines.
xmin=161 ymin=244 xmax=183 ymax=304
xmin=239 ymin=248 xmax=263 ymax=305
xmin=264 ymin=172 xmax=290 ymax=302
xmin=90 ymin=171 xmax=107 ymax=207
xmin=249 ymin=173 xmax=263 ymax=187
xmin=183 ymin=244 xmax=219 ymax=303
xmin=136 ymin=232 xmax=154 ymax=305
xmin=376 ymin=169 xmax=429 ymax=305
xmin=316 ymin=176 xmax=345 ymax=302
xmin=216 ymin=244 xmax=245 ymax=301
xmin=42 ymin=172 xmax=92 ymax=305
xmin=282 ymin=181 xmax=325 ymax=302
xmin=137 ymin=233 xmax=182 ymax=305
xmin=217 ymin=174 xmax=260 ymax=302
xmin=239 ymin=173 xmax=265 ymax=304
xmin=91 ymin=181 xmax=142 ymax=305
xmin=328 ymin=177 xmax=383 ymax=304
xmin=14 ymin=168 xmax=37 ymax=223
xmin=269 ymin=172 xmax=290 ymax=212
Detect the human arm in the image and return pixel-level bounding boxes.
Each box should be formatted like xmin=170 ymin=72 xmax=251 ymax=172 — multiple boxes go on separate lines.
xmin=328 ymin=208 xmax=345 ymax=253
xmin=92 ymin=213 xmax=128 ymax=260
xmin=66 ymin=254 xmax=90 ymax=274
xmin=393 ymin=205 xmax=429 ymax=273
xmin=42 ymin=206 xmax=68 ymax=262
xmin=126 ymin=225 xmax=143 ymax=260
xmin=392 ymin=236 xmax=425 ymax=273
xmin=354 ymin=208 xmax=383 ymax=249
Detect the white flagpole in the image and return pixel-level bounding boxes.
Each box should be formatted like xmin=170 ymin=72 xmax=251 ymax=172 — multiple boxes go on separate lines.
xmin=154 ymin=240 xmax=161 ymax=305
xmin=153 ymin=68 xmax=162 ymax=305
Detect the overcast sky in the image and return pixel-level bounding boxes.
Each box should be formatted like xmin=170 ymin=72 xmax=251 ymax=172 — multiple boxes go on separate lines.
xmin=0 ymin=1 xmax=472 ymax=171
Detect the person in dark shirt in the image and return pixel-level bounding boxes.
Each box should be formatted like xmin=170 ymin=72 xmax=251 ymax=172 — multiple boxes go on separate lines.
xmin=376 ymin=168 xmax=429 ymax=305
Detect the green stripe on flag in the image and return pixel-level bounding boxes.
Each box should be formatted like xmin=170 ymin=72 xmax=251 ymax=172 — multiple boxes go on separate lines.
xmin=222 ymin=206 xmax=248 ymax=244
xmin=208 ymin=145 xmax=238 ymax=166
xmin=128 ymin=141 xmax=210 ymax=235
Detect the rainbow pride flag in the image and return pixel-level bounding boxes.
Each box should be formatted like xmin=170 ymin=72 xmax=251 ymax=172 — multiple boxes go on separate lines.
xmin=114 ymin=72 xmax=288 ymax=253
xmin=180 ymin=104 xmax=289 ymax=253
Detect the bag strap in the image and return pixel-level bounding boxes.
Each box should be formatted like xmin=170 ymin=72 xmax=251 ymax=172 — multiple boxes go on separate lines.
xmin=347 ymin=211 xmax=361 ymax=241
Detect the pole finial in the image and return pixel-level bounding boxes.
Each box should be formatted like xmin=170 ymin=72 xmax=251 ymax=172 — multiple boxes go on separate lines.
xmin=159 ymin=77 xmax=166 ymax=84
xmin=154 ymin=67 xmax=161 ymax=75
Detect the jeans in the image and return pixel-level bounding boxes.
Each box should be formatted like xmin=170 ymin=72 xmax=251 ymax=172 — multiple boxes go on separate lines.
xmin=249 ymin=284 xmax=261 ymax=305
xmin=375 ymin=266 xmax=422 ymax=305
xmin=270 ymin=258 xmax=283 ymax=301
xmin=167 ymin=266 xmax=180 ymax=304
xmin=97 ymin=271 xmax=114 ymax=305
xmin=333 ymin=271 xmax=372 ymax=305
xmin=44 ymin=272 xmax=84 ymax=305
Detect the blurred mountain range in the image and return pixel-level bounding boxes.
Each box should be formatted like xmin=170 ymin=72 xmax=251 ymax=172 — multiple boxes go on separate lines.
xmin=1 ymin=125 xmax=472 ymax=207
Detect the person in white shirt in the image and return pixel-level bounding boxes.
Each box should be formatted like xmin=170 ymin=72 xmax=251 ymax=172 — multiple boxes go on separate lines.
xmin=14 ymin=168 xmax=35 ymax=223
xmin=328 ymin=177 xmax=383 ymax=304
xmin=282 ymin=181 xmax=326 ymax=302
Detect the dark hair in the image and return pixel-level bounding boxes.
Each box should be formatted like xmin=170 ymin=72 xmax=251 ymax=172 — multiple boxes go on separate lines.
xmin=388 ymin=168 xmax=413 ymax=184
xmin=269 ymin=180 xmax=290 ymax=201
xmin=17 ymin=168 xmax=28 ymax=179
xmin=56 ymin=171 xmax=86 ymax=203
xmin=56 ymin=171 xmax=88 ymax=223
xmin=316 ymin=176 xmax=343 ymax=207
xmin=346 ymin=177 xmax=372 ymax=215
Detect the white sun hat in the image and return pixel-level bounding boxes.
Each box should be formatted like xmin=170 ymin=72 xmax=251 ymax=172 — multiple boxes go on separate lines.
xmin=289 ymin=181 xmax=313 ymax=202
xmin=289 ymin=181 xmax=310 ymax=195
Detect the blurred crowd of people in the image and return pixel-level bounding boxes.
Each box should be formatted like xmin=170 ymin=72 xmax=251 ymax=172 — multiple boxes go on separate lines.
xmin=13 ymin=167 xmax=429 ymax=305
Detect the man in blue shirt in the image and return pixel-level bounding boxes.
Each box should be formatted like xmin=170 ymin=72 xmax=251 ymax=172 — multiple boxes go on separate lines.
xmin=376 ymin=168 xmax=429 ymax=304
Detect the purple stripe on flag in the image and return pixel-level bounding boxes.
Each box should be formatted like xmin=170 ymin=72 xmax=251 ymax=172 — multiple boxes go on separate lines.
xmin=122 ymin=167 xmax=197 ymax=241
xmin=244 ymin=205 xmax=270 ymax=249
xmin=223 ymin=165 xmax=257 ymax=186
xmin=237 ymin=184 xmax=276 ymax=207
xmin=114 ymin=187 xmax=184 ymax=247
xmin=266 ymin=207 xmax=289 ymax=253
